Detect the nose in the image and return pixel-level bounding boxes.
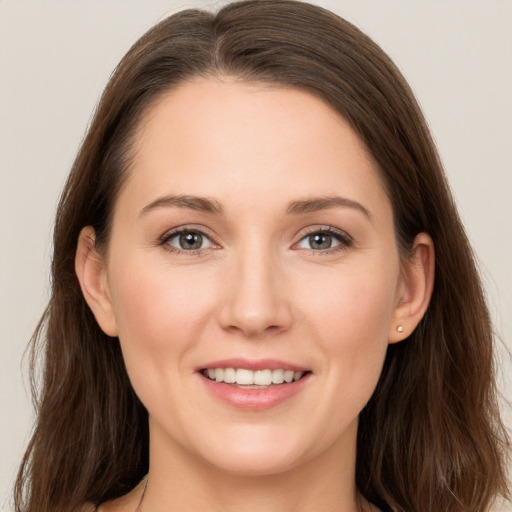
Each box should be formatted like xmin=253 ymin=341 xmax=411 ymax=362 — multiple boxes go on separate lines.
xmin=217 ymin=247 xmax=293 ymax=338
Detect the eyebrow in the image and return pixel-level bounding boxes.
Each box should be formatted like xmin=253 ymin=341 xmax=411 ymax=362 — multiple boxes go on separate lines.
xmin=139 ymin=194 xmax=371 ymax=221
xmin=140 ymin=194 xmax=223 ymax=217
xmin=285 ymin=196 xmax=372 ymax=221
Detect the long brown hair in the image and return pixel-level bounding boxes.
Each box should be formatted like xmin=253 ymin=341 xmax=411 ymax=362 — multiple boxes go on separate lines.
xmin=15 ymin=1 xmax=509 ymax=511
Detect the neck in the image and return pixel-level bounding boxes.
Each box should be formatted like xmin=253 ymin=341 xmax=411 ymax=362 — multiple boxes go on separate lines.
xmin=143 ymin=418 xmax=364 ymax=512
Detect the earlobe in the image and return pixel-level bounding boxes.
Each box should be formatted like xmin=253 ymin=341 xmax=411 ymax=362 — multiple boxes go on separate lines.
xmin=75 ymin=226 xmax=118 ymax=337
xmin=389 ymin=233 xmax=435 ymax=343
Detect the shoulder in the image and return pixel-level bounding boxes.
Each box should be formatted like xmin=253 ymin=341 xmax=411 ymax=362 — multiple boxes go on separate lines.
xmin=88 ymin=493 xmax=140 ymax=512
xmin=77 ymin=504 xmax=98 ymax=512
xmin=77 ymin=501 xmax=119 ymax=512
xmin=78 ymin=479 xmax=144 ymax=512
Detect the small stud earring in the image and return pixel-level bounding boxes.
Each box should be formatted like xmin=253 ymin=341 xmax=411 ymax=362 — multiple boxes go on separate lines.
xmin=397 ymin=325 xmax=403 ymax=333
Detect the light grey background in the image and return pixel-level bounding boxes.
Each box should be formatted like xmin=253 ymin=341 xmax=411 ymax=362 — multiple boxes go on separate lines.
xmin=1 ymin=1 xmax=511 ymax=510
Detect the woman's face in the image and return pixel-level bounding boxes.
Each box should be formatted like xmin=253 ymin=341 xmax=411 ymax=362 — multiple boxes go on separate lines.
xmin=94 ymin=78 xmax=407 ymax=476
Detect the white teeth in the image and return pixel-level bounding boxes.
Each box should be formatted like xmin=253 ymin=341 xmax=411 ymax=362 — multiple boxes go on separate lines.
xmin=223 ymin=367 xmax=236 ymax=383
xmin=272 ymin=368 xmax=284 ymax=384
xmin=235 ymin=368 xmax=254 ymax=385
xmin=254 ymin=369 xmax=272 ymax=386
xmin=283 ymin=370 xmax=295 ymax=383
xmin=204 ymin=367 xmax=307 ymax=385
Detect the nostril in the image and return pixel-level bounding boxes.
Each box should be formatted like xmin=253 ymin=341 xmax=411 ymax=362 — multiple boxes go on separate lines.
xmin=217 ymin=270 xmax=293 ymax=337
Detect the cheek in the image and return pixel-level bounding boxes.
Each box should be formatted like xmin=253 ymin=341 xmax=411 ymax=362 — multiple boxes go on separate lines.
xmin=106 ymin=256 xmax=220 ymax=403
xmin=299 ymin=268 xmax=397 ymax=405
xmin=345 ymin=279 xmax=396 ymax=340
xmin=106 ymin=257 xmax=223 ymax=433
xmin=110 ymin=260 xmax=214 ymax=344
xmin=301 ymin=264 xmax=397 ymax=344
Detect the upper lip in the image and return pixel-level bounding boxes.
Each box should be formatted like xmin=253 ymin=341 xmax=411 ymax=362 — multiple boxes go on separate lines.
xmin=196 ymin=358 xmax=310 ymax=372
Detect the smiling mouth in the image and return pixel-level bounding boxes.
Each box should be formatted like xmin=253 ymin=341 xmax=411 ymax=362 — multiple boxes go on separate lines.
xmin=201 ymin=368 xmax=309 ymax=389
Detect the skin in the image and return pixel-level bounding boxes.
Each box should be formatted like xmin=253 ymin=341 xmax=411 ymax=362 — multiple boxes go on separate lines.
xmin=76 ymin=77 xmax=434 ymax=512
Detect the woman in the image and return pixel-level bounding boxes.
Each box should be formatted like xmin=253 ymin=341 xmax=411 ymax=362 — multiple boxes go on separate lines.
xmin=14 ymin=1 xmax=509 ymax=511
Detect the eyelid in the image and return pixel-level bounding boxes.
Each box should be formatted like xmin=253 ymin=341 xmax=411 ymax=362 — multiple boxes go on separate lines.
xmin=157 ymin=224 xmax=352 ymax=255
xmin=159 ymin=224 xmax=221 ymax=253
xmin=292 ymin=225 xmax=354 ymax=252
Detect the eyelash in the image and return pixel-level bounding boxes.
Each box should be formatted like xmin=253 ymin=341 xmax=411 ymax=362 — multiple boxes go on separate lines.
xmin=159 ymin=225 xmax=353 ymax=255
xmin=293 ymin=226 xmax=353 ymax=255
xmin=159 ymin=226 xmax=219 ymax=255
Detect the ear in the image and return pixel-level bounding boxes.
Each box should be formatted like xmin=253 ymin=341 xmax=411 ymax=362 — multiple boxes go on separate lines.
xmin=75 ymin=226 xmax=118 ymax=337
xmin=388 ymin=232 xmax=435 ymax=343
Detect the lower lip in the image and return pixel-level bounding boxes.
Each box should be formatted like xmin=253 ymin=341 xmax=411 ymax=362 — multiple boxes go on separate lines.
xmin=199 ymin=373 xmax=311 ymax=410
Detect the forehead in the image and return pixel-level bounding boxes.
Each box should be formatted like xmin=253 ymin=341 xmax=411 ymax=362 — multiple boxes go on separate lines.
xmin=118 ymin=76 xmax=389 ymax=219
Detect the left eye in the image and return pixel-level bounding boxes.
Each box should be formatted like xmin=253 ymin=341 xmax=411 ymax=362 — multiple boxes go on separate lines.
xmin=165 ymin=230 xmax=213 ymax=251
xmin=296 ymin=232 xmax=344 ymax=250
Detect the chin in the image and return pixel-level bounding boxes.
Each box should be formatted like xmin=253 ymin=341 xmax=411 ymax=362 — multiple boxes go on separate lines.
xmin=187 ymin=425 xmax=322 ymax=477
xmin=205 ymin=448 xmax=306 ymax=477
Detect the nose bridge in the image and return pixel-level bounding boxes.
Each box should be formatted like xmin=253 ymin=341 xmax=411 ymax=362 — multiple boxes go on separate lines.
xmin=219 ymin=236 xmax=291 ymax=336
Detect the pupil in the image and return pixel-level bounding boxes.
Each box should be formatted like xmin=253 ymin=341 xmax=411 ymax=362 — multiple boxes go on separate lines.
xmin=179 ymin=232 xmax=202 ymax=250
xmin=310 ymin=233 xmax=331 ymax=250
